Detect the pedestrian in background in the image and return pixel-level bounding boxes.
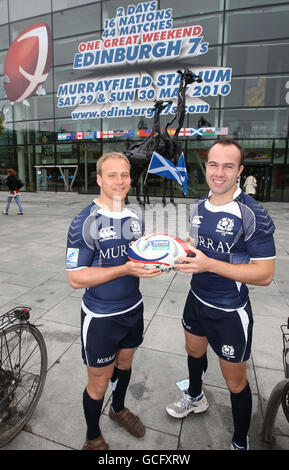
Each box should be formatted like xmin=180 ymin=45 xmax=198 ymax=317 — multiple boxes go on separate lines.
xmin=1 ymin=168 xmax=23 ymax=215
xmin=243 ymin=174 xmax=257 ymax=198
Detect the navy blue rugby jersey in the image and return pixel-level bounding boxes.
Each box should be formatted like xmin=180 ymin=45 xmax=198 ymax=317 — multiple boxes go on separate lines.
xmin=66 ymin=201 xmax=144 ymax=316
xmin=189 ymin=187 xmax=276 ymax=310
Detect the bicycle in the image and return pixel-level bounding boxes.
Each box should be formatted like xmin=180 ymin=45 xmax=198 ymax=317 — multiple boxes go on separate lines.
xmin=281 ymin=318 xmax=289 ymax=422
xmin=0 ymin=306 xmax=47 ymax=448
xmin=260 ymin=317 xmax=289 ymax=445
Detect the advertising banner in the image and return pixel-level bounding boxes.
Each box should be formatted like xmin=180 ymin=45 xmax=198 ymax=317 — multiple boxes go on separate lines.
xmin=56 ymin=1 xmax=232 ymax=122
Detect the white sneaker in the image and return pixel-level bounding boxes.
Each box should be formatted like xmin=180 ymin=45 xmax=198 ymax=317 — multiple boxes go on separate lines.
xmin=166 ymin=390 xmax=209 ymax=418
xmin=231 ymin=437 xmax=249 ymax=450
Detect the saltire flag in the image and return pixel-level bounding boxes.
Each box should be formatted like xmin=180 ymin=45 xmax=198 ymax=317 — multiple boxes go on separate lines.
xmin=146 ymin=151 xmax=183 ymax=187
xmin=176 ymin=152 xmax=188 ymax=195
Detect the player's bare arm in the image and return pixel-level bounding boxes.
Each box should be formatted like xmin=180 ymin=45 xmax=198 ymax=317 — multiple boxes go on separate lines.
xmin=67 ymin=262 xmax=162 ymax=289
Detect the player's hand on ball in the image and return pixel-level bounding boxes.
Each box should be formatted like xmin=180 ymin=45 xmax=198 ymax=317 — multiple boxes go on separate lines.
xmin=173 ymin=247 xmax=210 ymax=274
xmin=125 ymin=261 xmax=162 ymax=278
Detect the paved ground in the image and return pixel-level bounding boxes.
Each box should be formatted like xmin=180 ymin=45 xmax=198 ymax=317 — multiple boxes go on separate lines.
xmin=0 ymin=191 xmax=288 ymax=452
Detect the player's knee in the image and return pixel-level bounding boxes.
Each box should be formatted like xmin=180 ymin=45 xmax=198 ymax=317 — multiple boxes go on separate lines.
xmin=115 ymin=357 xmax=132 ymax=370
xmin=225 ymin=377 xmax=247 ymax=394
xmin=116 ymin=349 xmax=134 ymax=370
xmin=185 ymin=344 xmax=206 ymax=358
xmin=87 ymin=380 xmax=109 ymax=400
xmin=87 ymin=369 xmax=112 ymax=399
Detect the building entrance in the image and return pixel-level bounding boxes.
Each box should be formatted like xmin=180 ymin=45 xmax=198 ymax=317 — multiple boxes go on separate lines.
xmin=241 ymin=164 xmax=272 ymax=201
xmin=34 ymin=165 xmax=78 ymax=192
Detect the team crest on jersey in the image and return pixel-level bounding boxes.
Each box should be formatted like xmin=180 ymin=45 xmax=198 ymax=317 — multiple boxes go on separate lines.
xmin=216 ymin=217 xmax=234 ymax=236
xmin=130 ymin=220 xmax=142 ymax=236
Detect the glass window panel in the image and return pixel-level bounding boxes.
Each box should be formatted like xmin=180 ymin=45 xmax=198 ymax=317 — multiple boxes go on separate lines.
xmin=0 ymin=50 xmax=7 ymax=75
xmin=13 ymin=94 xmax=54 ymax=121
xmin=221 ymin=108 xmax=288 ymax=138
xmin=187 ymin=109 xmax=218 ymax=128
xmin=0 ymin=98 xmax=12 ymax=126
xmin=14 ymin=120 xmax=54 ymax=145
xmin=0 ymin=1 xmax=8 ymax=26
xmin=222 ymin=76 xmax=289 ymax=107
xmin=0 ymin=25 xmax=9 ymax=50
xmin=223 ymin=41 xmax=289 ymax=75
xmin=55 ymin=117 xmax=100 ymax=133
xmin=9 ymin=14 xmax=51 ymax=42
xmin=227 ymin=0 xmax=289 ymax=9
xmin=271 ymin=163 xmax=289 ymax=201
xmin=102 ymin=140 xmax=127 ymax=155
xmin=225 ymin=6 xmax=289 ymax=43
xmin=35 ymin=143 xmax=55 ymax=165
xmin=174 ymin=13 xmax=222 ymax=45
xmin=79 ymin=142 xmax=101 ymax=163
xmin=184 ymin=45 xmax=221 ymax=67
xmin=102 ymin=0 xmax=135 ymax=23
xmin=53 ymin=31 xmax=102 ymax=66
xmin=53 ymin=4 xmax=101 ymax=39
xmin=52 ymin=0 xmax=99 ymax=11
xmin=0 ymin=127 xmax=11 ymax=145
xmin=54 ymin=65 xmax=89 ymax=90
xmin=8 ymin=0 xmax=51 ymax=22
xmin=56 ymin=142 xmax=77 ymax=163
xmin=160 ymin=0 xmax=224 ymax=16
xmin=55 ymin=99 xmax=73 ymax=119
xmin=78 ymin=142 xmax=101 ymax=194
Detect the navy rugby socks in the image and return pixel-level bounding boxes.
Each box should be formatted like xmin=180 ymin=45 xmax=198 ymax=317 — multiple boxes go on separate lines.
xmin=111 ymin=367 xmax=132 ymax=413
xmin=83 ymin=388 xmax=103 ymax=441
xmin=187 ymin=353 xmax=208 ymax=398
xmin=230 ymin=381 xmax=252 ymax=448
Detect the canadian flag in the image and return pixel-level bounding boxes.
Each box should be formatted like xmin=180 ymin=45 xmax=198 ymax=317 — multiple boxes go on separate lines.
xmin=75 ymin=132 xmax=84 ymax=139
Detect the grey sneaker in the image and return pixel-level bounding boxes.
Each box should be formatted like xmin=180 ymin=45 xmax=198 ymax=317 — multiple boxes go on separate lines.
xmin=166 ymin=390 xmax=209 ymax=418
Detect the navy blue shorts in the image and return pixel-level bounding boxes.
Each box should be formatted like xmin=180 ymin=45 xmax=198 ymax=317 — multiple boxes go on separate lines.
xmin=81 ymin=303 xmax=144 ymax=368
xmin=182 ymin=290 xmax=253 ymax=363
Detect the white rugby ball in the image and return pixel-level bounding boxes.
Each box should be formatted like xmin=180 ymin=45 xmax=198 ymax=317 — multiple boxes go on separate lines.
xmin=128 ymin=234 xmax=190 ymax=270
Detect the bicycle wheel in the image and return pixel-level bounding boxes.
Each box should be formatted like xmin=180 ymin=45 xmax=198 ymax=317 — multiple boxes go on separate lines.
xmin=0 ymin=323 xmax=47 ymax=447
xmin=281 ymin=381 xmax=289 ymax=424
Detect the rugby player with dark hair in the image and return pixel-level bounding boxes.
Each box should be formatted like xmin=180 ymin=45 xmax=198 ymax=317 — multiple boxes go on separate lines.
xmin=66 ymin=152 xmax=161 ymax=450
xmin=166 ymin=137 xmax=276 ymax=450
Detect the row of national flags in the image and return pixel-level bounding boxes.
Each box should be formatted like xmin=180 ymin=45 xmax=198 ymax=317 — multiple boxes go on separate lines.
xmin=57 ymin=127 xmax=228 ymax=141
xmin=146 ymin=151 xmax=188 ymax=196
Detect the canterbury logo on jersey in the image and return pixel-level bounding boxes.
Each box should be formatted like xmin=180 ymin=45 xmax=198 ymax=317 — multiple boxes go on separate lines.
xmin=192 ymin=215 xmax=203 ymax=226
xmin=99 ymin=226 xmax=117 ymax=240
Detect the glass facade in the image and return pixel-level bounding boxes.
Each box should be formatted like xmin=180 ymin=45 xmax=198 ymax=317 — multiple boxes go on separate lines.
xmin=0 ymin=0 xmax=288 ymax=201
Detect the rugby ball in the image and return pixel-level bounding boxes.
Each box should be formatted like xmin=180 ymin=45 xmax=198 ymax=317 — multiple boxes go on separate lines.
xmin=4 ymin=23 xmax=52 ymax=103
xmin=128 ymin=234 xmax=191 ymax=270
